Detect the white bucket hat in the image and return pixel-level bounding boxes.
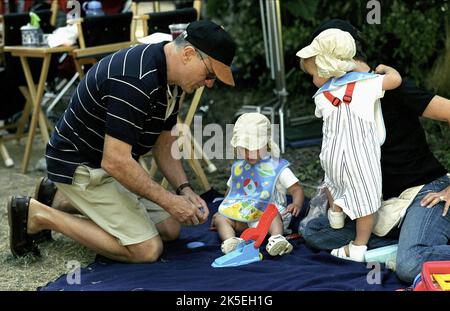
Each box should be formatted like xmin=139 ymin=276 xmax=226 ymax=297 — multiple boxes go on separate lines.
xmin=296 ymin=28 xmax=356 ymax=78
xmin=231 ymin=113 xmax=280 ymax=158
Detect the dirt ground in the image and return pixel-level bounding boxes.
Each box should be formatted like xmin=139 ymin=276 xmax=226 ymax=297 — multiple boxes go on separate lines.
xmin=0 ymin=137 xmax=96 ymax=291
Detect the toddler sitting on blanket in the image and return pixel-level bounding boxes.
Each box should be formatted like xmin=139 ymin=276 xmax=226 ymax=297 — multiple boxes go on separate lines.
xmin=211 ymin=113 xmax=304 ymax=256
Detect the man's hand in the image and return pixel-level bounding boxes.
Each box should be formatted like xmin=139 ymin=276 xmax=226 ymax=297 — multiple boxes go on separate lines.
xmin=420 ymin=185 xmax=450 ymax=216
xmin=180 ymin=187 xmax=209 ymax=224
xmin=168 ymin=195 xmax=207 ymax=226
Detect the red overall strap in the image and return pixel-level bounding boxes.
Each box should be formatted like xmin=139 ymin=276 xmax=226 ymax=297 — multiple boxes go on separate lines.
xmin=323 ymin=91 xmax=341 ymax=107
xmin=323 ymin=82 xmax=356 ymax=107
xmin=343 ymin=82 xmax=356 ymax=104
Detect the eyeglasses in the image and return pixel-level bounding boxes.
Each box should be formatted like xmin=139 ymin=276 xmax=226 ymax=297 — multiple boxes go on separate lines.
xmin=196 ymin=50 xmax=216 ymax=81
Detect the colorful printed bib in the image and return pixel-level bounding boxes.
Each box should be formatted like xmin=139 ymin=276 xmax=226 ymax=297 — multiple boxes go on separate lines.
xmin=218 ymin=157 xmax=289 ymax=222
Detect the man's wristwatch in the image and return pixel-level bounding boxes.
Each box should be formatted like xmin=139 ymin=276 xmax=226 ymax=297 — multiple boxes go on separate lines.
xmin=176 ymin=182 xmax=192 ymax=195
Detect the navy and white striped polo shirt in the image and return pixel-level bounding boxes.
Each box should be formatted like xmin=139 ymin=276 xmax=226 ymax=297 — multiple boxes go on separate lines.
xmin=46 ymin=42 xmax=178 ymax=184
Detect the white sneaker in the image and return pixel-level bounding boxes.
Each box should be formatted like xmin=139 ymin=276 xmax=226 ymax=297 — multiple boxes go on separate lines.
xmin=221 ymin=237 xmax=245 ymax=254
xmin=328 ymin=209 xmax=346 ymax=229
xmin=266 ymin=234 xmax=293 ymax=256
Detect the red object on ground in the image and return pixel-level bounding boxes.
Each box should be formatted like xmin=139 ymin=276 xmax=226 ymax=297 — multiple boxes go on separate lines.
xmin=240 ymin=204 xmax=278 ymax=248
xmin=414 ymin=261 xmax=450 ymax=291
xmin=286 ymin=233 xmax=302 ymax=240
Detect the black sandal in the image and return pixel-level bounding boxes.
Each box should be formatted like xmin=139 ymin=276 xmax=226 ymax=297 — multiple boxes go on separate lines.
xmin=7 ymin=196 xmax=40 ymax=257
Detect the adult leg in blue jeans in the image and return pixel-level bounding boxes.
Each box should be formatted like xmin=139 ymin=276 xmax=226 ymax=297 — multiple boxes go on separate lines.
xmin=303 ymin=215 xmax=398 ymax=251
xmin=396 ymin=175 xmax=450 ymax=283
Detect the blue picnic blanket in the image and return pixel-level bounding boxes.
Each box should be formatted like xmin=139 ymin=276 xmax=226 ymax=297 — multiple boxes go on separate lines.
xmin=40 ymin=189 xmax=405 ymax=291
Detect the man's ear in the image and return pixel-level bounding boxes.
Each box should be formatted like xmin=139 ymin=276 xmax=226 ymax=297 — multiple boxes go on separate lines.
xmin=182 ymin=46 xmax=196 ymax=64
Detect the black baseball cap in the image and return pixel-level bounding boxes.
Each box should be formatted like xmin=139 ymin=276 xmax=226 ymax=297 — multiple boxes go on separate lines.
xmin=184 ymin=20 xmax=236 ymax=86
xmin=310 ymin=19 xmax=366 ymax=47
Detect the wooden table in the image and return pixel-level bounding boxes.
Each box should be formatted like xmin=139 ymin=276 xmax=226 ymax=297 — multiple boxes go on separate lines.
xmin=4 ymin=45 xmax=75 ymax=173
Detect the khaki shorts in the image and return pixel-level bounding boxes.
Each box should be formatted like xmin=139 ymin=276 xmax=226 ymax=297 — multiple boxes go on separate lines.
xmin=55 ymin=165 xmax=171 ymax=245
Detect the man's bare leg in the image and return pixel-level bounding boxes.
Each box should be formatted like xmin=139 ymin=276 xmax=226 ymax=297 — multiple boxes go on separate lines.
xmin=27 ymin=198 xmax=162 ymax=263
xmin=51 ymin=190 xmax=80 ymax=214
xmin=155 ymin=217 xmax=180 ymax=242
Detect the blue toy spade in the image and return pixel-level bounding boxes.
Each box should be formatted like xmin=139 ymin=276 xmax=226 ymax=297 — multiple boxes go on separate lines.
xmin=211 ymin=204 xmax=278 ymax=268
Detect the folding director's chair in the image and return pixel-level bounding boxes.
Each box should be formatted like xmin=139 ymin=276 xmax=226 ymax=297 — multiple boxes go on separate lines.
xmin=71 ymin=11 xmax=135 ymax=78
xmin=0 ymin=9 xmax=55 ymax=167
xmin=133 ymin=0 xmax=216 ymax=192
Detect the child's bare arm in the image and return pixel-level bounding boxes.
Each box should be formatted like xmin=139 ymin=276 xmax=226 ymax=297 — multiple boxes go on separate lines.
xmin=375 ymin=64 xmax=402 ymax=91
xmin=284 ymin=183 xmax=305 ymax=217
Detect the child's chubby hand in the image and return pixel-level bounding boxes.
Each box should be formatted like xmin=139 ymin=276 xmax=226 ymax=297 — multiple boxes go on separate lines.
xmin=375 ymin=64 xmax=396 ymax=74
xmin=283 ymin=203 xmax=301 ymax=217
xmin=375 ymin=64 xmax=402 ymax=90
xmin=375 ymin=64 xmax=388 ymax=74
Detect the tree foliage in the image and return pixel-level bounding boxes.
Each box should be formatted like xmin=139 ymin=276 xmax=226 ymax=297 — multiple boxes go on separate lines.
xmin=206 ymin=0 xmax=449 ymax=97
xmin=205 ymin=0 xmax=449 ymax=170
